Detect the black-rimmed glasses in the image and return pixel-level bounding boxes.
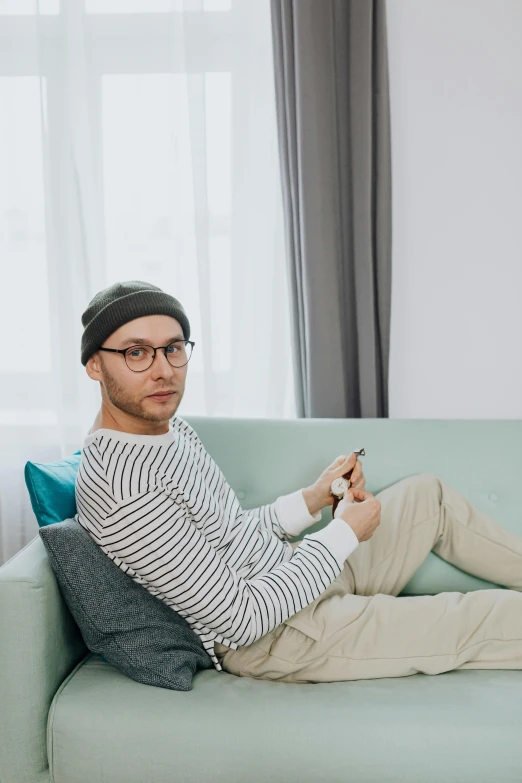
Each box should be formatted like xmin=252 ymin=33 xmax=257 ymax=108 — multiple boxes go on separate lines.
xmin=98 ymin=340 xmax=195 ymax=372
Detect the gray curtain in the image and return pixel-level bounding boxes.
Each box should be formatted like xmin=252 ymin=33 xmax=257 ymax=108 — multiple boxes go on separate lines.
xmin=270 ymin=0 xmax=392 ymax=418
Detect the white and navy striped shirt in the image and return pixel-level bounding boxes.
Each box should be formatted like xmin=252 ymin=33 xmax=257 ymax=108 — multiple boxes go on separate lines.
xmin=74 ymin=416 xmax=359 ymax=671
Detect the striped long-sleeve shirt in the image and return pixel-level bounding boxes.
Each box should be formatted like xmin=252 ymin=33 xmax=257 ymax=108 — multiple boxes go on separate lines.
xmin=74 ymin=416 xmax=360 ymax=671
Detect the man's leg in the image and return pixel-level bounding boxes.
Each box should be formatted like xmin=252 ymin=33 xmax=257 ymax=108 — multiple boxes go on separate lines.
xmin=339 ymin=471 xmax=522 ymax=597
xmin=216 ymin=473 xmax=522 ymax=682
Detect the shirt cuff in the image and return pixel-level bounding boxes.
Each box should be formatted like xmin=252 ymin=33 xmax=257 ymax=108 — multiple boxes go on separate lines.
xmin=275 ymin=488 xmax=323 ymax=538
xmin=304 ymin=517 xmax=360 ymax=568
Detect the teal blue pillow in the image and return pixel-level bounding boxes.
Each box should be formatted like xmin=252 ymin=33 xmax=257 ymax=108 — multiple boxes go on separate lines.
xmin=24 ymin=451 xmax=82 ymax=527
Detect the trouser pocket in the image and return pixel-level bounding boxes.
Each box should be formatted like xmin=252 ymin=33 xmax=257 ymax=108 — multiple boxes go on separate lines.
xmin=283 ymin=612 xmax=322 ymax=642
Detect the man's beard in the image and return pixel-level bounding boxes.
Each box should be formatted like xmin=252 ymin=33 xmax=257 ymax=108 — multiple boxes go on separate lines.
xmin=101 ymin=368 xmax=178 ymax=423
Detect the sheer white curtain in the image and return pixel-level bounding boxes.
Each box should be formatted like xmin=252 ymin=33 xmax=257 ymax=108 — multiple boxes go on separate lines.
xmin=0 ymin=0 xmax=295 ymax=565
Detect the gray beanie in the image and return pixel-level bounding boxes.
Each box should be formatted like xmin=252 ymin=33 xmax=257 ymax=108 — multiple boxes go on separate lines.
xmin=80 ymin=280 xmax=191 ymax=366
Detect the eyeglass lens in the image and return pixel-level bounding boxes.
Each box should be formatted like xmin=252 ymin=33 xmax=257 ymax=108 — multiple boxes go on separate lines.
xmin=124 ymin=341 xmax=192 ymax=371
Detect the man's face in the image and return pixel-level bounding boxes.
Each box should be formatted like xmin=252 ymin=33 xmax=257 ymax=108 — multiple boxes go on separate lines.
xmin=86 ymin=315 xmax=188 ymax=424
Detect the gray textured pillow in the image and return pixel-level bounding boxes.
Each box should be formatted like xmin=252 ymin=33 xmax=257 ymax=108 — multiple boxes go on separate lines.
xmin=39 ymin=518 xmax=214 ymax=691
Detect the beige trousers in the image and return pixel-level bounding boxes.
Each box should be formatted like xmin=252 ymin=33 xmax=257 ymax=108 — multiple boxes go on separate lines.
xmin=214 ymin=472 xmax=522 ymax=683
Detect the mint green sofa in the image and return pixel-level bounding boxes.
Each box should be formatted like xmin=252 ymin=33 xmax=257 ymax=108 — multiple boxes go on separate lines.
xmin=1 ymin=417 xmax=521 ymax=783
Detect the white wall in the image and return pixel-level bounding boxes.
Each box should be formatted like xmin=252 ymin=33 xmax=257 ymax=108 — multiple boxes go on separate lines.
xmin=387 ymin=0 xmax=522 ymax=417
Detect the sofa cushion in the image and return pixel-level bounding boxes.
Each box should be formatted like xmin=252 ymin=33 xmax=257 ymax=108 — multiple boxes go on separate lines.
xmin=24 ymin=451 xmax=82 ymax=527
xmin=39 ymin=518 xmax=214 ymax=691
xmin=48 ymin=651 xmax=522 ymax=783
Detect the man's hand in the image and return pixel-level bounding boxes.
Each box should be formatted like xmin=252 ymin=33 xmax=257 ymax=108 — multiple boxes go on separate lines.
xmin=302 ymin=453 xmax=366 ymax=517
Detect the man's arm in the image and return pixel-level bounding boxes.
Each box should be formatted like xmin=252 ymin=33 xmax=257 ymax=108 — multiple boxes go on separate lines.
xmin=242 ymin=489 xmax=322 ymax=542
xmin=97 ymin=486 xmax=358 ymax=647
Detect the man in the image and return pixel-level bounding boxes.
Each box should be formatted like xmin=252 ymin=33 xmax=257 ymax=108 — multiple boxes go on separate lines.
xmin=76 ymin=279 xmax=522 ymax=684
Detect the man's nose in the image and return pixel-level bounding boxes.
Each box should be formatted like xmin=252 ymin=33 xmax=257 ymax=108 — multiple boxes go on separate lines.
xmin=150 ymin=349 xmax=176 ymax=377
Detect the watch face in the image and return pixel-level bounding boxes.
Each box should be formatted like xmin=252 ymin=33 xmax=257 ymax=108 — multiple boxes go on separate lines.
xmin=331 ymin=477 xmax=349 ymax=496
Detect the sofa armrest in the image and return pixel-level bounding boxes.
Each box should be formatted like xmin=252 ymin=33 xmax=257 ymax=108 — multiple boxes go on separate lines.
xmin=0 ymin=535 xmax=88 ymax=783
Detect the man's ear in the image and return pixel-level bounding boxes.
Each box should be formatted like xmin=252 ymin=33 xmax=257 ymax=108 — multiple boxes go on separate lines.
xmin=85 ymin=351 xmax=102 ymax=381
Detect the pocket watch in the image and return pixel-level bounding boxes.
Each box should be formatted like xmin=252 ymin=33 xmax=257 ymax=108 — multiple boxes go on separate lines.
xmin=330 ymin=448 xmax=365 ymax=516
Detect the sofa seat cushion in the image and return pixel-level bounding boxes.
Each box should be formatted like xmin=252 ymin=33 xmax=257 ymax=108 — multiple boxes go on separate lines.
xmin=48 ymin=651 xmax=521 ymax=783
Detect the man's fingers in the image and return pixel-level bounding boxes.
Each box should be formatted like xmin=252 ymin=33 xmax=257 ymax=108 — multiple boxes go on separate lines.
xmin=349 ymin=487 xmax=371 ymax=501
xmin=351 ymin=469 xmax=365 ymax=486
xmin=335 ymin=453 xmax=356 ymax=468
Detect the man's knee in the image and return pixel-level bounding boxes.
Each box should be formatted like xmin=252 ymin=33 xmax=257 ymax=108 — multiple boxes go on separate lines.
xmin=377 ymin=472 xmax=440 ymax=499
xmin=412 ymin=471 xmax=438 ymax=483
xmin=406 ymin=472 xmax=441 ymax=496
